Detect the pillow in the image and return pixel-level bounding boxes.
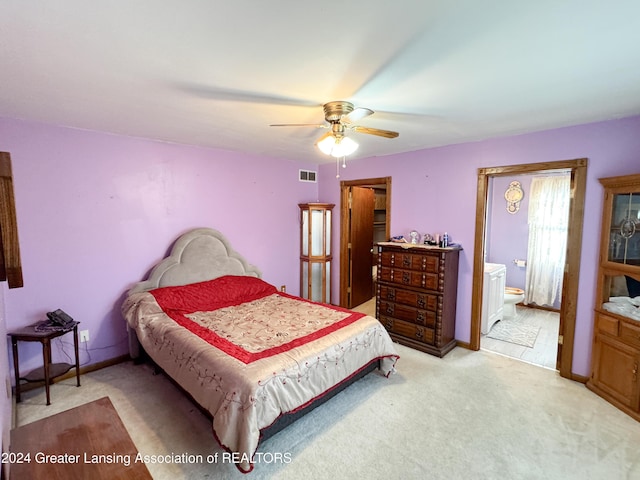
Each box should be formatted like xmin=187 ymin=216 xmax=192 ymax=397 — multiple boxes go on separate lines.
xmin=626 ymin=275 xmax=640 ymax=298
xmin=150 ymin=275 xmax=277 ymax=312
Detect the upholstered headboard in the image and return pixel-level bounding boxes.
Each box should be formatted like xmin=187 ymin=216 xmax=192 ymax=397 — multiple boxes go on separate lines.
xmin=125 ymin=228 xmax=261 ymax=358
xmin=128 ymin=228 xmax=261 ymax=295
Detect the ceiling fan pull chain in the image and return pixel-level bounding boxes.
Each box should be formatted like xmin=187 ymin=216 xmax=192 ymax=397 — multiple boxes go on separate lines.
xmin=336 ymin=157 xmax=340 ymax=178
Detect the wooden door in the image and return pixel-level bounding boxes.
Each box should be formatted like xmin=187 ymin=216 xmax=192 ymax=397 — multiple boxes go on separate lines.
xmin=348 ymin=186 xmax=374 ymax=308
xmin=591 ymin=333 xmax=640 ymax=409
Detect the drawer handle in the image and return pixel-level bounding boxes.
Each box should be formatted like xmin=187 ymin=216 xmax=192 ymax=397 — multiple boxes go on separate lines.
xmin=417 ymin=296 xmax=426 ymax=308
xmin=634 ymin=363 xmax=638 ymax=375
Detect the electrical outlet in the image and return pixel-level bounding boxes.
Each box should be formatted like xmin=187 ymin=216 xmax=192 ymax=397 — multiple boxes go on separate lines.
xmin=80 ymin=330 xmax=90 ymax=342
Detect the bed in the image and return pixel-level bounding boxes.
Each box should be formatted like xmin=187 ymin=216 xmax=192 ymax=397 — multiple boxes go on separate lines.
xmin=122 ymin=228 xmax=399 ymax=473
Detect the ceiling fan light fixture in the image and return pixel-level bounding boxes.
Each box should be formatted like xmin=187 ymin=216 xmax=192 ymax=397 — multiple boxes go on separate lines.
xmin=317 ymin=135 xmax=358 ymax=158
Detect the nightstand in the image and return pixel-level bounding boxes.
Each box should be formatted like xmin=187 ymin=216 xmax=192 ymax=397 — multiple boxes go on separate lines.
xmin=8 ymin=321 xmax=81 ymax=405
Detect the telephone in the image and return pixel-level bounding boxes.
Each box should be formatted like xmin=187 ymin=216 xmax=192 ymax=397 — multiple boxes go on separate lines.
xmin=46 ymin=309 xmax=75 ymax=329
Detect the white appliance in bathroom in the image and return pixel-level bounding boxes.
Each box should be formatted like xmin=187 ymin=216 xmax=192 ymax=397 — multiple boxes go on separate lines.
xmin=482 ymin=263 xmax=506 ymax=334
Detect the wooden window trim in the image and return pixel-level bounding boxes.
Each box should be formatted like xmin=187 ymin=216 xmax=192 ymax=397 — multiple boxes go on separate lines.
xmin=0 ymin=151 xmax=24 ymax=288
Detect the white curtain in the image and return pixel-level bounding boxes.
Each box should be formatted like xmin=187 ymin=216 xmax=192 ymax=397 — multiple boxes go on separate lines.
xmin=525 ymin=175 xmax=571 ymax=307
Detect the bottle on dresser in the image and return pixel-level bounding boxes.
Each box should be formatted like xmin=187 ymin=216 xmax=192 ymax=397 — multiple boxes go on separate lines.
xmin=441 ymin=232 xmax=449 ymax=248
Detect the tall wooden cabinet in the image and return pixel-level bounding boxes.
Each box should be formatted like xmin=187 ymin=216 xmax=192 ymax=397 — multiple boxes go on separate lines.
xmin=375 ymin=242 xmax=461 ymax=357
xmin=586 ymin=174 xmax=640 ymax=421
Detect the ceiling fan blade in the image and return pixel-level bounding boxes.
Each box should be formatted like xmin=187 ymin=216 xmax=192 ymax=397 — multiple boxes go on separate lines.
xmin=343 ymin=107 xmax=374 ymax=123
xmin=175 ymin=82 xmax=320 ymax=107
xmin=270 ymin=123 xmax=326 ymax=128
xmin=315 ymin=131 xmax=332 ymax=145
xmin=352 ymin=126 xmax=399 ymax=138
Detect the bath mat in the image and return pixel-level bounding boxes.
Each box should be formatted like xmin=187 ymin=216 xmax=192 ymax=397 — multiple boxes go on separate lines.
xmin=487 ymin=320 xmax=540 ymax=348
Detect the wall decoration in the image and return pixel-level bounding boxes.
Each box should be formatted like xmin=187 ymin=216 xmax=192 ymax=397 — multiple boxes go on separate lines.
xmin=505 ymin=180 xmax=524 ymax=214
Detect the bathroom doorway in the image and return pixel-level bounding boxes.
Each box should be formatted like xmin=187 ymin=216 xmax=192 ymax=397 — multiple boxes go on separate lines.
xmin=481 ymin=174 xmax=568 ymax=369
xmin=470 ymin=159 xmax=587 ymax=379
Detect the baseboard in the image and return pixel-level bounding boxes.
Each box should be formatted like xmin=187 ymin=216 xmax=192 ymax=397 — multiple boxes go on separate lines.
xmin=518 ymin=303 xmax=560 ymax=314
xmin=14 ymin=354 xmax=130 ymax=396
xmin=569 ymin=373 xmax=589 ymax=384
xmin=456 ymin=340 xmax=472 ymax=350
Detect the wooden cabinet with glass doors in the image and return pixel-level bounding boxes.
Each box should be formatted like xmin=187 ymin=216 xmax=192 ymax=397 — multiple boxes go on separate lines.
xmin=299 ymin=203 xmax=334 ymax=304
xmin=587 ymin=174 xmax=640 ymax=421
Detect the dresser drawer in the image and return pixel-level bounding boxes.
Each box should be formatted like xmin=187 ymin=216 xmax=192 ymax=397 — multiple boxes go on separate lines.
xmin=378 ymin=266 xmax=440 ymax=291
xmin=596 ymin=312 xmax=619 ymax=336
xmin=378 ymin=300 xmax=436 ymax=328
xmin=379 ymin=316 xmax=434 ymax=344
xmin=620 ymin=321 xmax=640 ymax=348
xmin=378 ymin=285 xmax=438 ymax=311
xmin=379 ymin=251 xmax=440 ymax=273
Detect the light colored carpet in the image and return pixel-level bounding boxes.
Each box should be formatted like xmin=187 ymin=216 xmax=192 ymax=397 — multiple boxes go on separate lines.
xmin=14 ymin=345 xmax=640 ymax=480
xmin=487 ymin=319 xmax=540 ymax=348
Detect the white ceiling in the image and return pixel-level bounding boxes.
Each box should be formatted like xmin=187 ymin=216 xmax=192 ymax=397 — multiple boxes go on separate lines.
xmin=2 ymin=1 xmax=640 ymax=164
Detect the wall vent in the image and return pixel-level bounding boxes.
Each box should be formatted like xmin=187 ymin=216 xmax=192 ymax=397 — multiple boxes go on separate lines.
xmin=299 ymin=170 xmax=317 ymax=183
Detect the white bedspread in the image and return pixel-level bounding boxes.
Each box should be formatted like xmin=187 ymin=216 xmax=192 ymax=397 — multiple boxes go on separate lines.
xmin=122 ymin=291 xmax=398 ymax=473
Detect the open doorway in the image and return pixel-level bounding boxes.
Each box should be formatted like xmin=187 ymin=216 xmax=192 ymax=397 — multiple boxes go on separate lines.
xmin=481 ymin=173 xmax=570 ymax=369
xmin=339 ymin=177 xmax=391 ymax=309
xmin=470 ymin=159 xmax=587 ymax=379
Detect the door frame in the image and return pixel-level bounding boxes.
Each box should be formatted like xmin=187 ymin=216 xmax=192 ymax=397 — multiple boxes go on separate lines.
xmin=339 ymin=177 xmax=392 ymax=308
xmin=470 ymin=158 xmax=587 ymax=379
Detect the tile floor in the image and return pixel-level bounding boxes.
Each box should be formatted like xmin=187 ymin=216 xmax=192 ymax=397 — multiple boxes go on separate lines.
xmin=481 ymin=305 xmax=560 ymax=369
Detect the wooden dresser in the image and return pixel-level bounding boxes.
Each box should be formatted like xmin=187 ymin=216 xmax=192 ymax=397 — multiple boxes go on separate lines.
xmin=375 ymin=242 xmax=461 ymax=357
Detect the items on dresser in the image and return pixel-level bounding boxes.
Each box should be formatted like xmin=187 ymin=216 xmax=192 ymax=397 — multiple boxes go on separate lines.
xmin=586 ymin=173 xmax=640 ymax=422
xmin=376 ymin=242 xmax=462 ymax=357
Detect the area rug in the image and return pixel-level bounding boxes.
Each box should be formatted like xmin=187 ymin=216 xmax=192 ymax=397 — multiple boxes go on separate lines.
xmin=487 ymin=319 xmax=540 ymax=347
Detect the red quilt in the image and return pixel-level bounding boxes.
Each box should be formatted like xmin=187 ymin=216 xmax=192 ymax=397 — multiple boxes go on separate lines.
xmin=150 ymin=276 xmax=365 ymax=364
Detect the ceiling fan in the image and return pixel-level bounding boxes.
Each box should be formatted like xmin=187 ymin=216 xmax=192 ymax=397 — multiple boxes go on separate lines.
xmin=270 ymin=101 xmax=399 ymax=160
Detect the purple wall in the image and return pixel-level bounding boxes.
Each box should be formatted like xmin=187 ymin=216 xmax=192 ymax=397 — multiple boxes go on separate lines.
xmin=1 ymin=117 xmax=319 ymax=373
xmin=2 ymin=114 xmax=640 ymax=381
xmin=486 ymin=175 xmax=532 ymax=291
xmin=318 ymin=115 xmax=640 ymax=377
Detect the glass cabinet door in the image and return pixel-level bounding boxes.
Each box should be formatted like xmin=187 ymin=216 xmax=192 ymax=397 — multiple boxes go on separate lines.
xmin=299 ymin=203 xmax=334 ymax=303
xmin=608 ymin=192 xmax=640 ymax=265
